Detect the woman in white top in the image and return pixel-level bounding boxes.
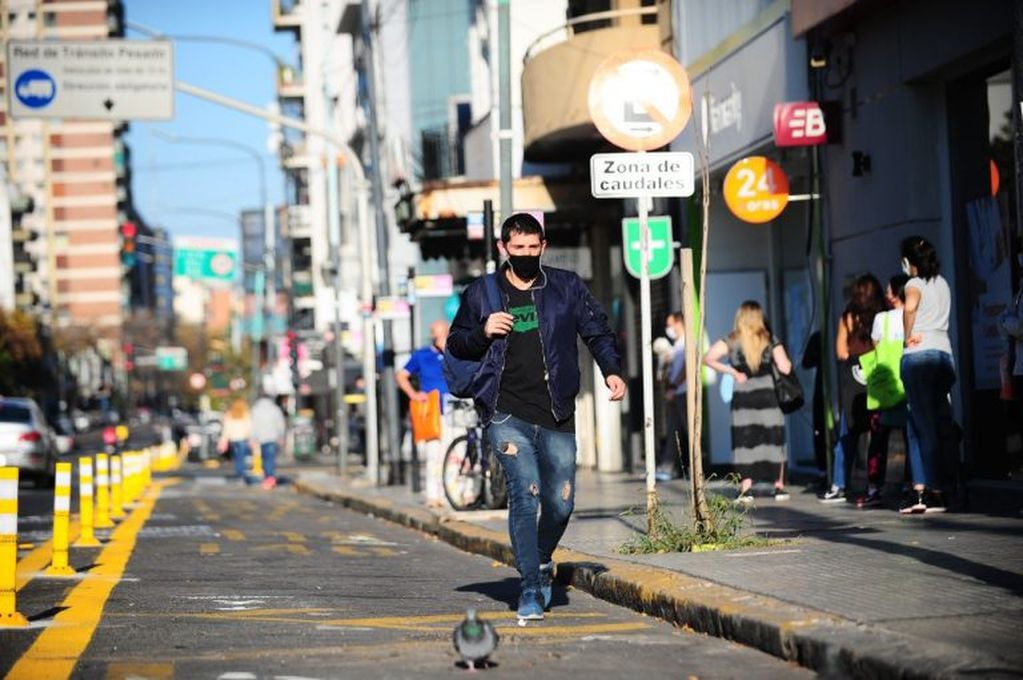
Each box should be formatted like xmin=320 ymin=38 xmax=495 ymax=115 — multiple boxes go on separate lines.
xmin=899 ymin=237 xmax=956 ymax=514
xmin=218 ymin=398 xmax=254 ymax=485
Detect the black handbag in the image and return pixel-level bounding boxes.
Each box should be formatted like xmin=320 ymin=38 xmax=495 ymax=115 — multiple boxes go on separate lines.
xmin=770 ymin=357 xmax=805 ymax=414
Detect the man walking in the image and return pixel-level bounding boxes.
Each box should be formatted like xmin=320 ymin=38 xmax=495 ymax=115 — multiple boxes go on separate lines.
xmin=250 ymin=393 xmax=287 ymax=490
xmin=396 ymin=320 xmax=451 ymax=508
xmin=448 ymin=212 xmax=626 ymax=621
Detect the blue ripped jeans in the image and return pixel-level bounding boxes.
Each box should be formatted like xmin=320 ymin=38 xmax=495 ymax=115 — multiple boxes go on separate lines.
xmin=901 ymin=350 xmax=956 ymax=489
xmin=486 ymin=412 xmax=577 ymax=595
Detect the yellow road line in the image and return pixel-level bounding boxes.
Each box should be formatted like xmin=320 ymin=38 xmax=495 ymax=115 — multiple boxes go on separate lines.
xmin=332 ymin=545 xmax=358 ymax=556
xmin=5 ymin=482 xmax=167 ymax=680
xmin=16 ymin=519 xmax=81 ymax=591
xmin=253 ymin=544 xmax=310 ymax=556
xmin=198 ymin=543 xmax=220 ymax=556
xmin=221 ymin=529 xmax=245 ymax=541
xmin=104 ymin=662 xmax=174 ymax=679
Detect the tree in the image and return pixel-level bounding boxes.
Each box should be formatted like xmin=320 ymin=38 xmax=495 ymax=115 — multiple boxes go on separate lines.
xmin=0 ymin=309 xmax=46 ymax=396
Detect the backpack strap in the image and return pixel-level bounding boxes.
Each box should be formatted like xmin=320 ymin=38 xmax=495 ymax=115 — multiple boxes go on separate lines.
xmin=482 ymin=273 xmax=502 ymax=314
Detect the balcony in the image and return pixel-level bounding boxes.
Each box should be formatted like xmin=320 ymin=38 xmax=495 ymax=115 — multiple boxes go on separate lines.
xmin=276 ymin=66 xmax=305 ymax=100
xmin=521 ymin=6 xmax=661 ymax=162
xmin=272 ymin=0 xmax=302 ymax=32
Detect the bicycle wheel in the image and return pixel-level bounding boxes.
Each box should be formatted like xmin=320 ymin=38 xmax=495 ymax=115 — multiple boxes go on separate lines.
xmin=482 ymin=439 xmax=507 ymax=509
xmin=443 ymin=435 xmax=484 ymax=510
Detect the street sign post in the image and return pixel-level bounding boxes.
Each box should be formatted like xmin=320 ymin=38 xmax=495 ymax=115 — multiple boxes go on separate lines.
xmin=590 ymin=152 xmax=695 ymax=198
xmin=6 ymin=40 xmax=173 ymax=121
xmin=588 ymin=50 xmax=694 ymax=527
xmin=588 ymin=49 xmax=693 ymax=152
xmin=622 ymin=216 xmax=673 ymax=280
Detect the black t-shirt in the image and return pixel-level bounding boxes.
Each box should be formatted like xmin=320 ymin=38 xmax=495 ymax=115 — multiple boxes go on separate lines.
xmin=496 ymin=272 xmax=575 ymax=432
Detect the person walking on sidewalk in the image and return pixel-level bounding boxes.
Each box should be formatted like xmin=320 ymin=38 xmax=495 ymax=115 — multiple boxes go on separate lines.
xmin=396 ymin=320 xmax=451 ymax=509
xmin=703 ymin=301 xmax=794 ymax=502
xmin=219 ymin=398 xmax=254 ymax=485
xmin=899 ymin=236 xmax=957 ymax=514
xmin=447 ymin=212 xmax=626 ymax=622
xmin=821 ymin=274 xmax=886 ymax=504
xmin=251 ymin=393 xmax=287 ymax=490
xmin=856 ymin=273 xmax=911 ymax=508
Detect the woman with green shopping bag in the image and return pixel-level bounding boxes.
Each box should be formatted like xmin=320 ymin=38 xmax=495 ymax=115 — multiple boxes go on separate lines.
xmin=856 ymin=274 xmax=912 ymax=508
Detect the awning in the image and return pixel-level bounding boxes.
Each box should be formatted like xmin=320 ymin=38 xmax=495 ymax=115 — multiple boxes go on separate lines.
xmin=399 ymin=175 xmax=596 ymax=239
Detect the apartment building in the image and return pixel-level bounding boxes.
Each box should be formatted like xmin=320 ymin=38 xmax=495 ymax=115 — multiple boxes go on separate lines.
xmin=0 ymin=0 xmax=128 ymax=339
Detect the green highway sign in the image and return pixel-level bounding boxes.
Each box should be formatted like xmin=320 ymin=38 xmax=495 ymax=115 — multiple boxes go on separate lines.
xmin=155 ymin=346 xmax=188 ymax=371
xmin=622 ymin=216 xmax=673 ymax=280
xmin=173 ymin=237 xmax=238 ymax=284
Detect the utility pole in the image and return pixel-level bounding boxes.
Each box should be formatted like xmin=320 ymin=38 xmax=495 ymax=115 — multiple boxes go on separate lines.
xmin=498 ymin=0 xmax=512 ymax=224
xmin=361 ymin=0 xmax=402 ymax=484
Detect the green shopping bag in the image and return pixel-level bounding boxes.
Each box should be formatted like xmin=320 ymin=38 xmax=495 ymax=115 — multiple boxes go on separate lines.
xmin=859 ymin=313 xmax=905 ymax=410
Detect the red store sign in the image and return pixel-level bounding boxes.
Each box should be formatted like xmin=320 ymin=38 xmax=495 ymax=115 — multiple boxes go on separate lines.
xmin=773 ymin=101 xmax=828 ymax=146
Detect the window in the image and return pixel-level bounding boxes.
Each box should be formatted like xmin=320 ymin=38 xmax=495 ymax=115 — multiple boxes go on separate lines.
xmin=0 ymin=403 xmax=31 ymax=423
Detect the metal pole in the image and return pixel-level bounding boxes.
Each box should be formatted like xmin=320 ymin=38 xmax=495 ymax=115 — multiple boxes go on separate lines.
xmin=498 ymin=0 xmax=513 ymax=222
xmin=327 ymin=148 xmax=348 ymax=477
xmin=639 ymin=194 xmax=658 ymax=533
xmin=484 ymin=199 xmax=496 ymax=274
xmin=407 ymin=265 xmax=421 ymax=493
xmin=361 ymin=0 xmax=401 ymax=485
xmin=359 ymin=188 xmax=380 ymax=484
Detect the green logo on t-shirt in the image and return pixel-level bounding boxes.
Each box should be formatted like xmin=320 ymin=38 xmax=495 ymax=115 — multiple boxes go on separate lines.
xmin=509 ymin=304 xmax=538 ymax=333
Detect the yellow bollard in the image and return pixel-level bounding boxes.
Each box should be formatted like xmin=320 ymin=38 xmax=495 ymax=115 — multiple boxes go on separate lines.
xmin=73 ymin=457 xmax=101 ymax=548
xmin=251 ymin=444 xmax=264 ymax=478
xmin=45 ymin=462 xmax=76 ymax=577
xmin=130 ymin=452 xmax=141 ymax=502
xmin=122 ymin=453 xmax=135 ymax=505
xmin=94 ymin=453 xmax=114 ymax=529
xmin=110 ymin=455 xmax=125 ymax=520
xmin=0 ymin=467 xmax=29 ymax=626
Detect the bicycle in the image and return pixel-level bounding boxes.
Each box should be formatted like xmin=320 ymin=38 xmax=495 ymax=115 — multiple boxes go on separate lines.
xmin=442 ymin=399 xmax=507 ymax=511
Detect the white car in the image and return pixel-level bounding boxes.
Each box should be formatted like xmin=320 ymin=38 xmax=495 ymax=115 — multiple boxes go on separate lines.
xmin=0 ymin=397 xmax=58 ymax=487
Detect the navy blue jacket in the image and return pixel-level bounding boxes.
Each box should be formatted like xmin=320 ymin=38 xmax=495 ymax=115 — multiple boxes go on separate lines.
xmin=447 ymin=265 xmax=622 ymax=425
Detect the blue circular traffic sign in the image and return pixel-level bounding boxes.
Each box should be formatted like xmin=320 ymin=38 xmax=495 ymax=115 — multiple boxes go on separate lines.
xmin=14 ymin=69 xmax=57 ymax=109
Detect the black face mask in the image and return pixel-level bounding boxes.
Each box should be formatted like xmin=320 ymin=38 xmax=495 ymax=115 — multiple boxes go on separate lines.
xmin=508 ymin=254 xmax=541 ymax=281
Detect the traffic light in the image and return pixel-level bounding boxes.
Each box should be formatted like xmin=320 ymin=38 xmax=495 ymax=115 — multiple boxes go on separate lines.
xmin=285 ymin=330 xmax=300 ymax=387
xmin=120 ymin=221 xmax=138 ymax=268
xmin=10 ymin=196 xmax=37 ymax=309
xmin=122 ymin=342 xmax=135 ymax=372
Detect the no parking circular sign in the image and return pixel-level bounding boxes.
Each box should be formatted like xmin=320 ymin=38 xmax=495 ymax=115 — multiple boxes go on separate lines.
xmin=587 ymin=49 xmax=693 ymax=151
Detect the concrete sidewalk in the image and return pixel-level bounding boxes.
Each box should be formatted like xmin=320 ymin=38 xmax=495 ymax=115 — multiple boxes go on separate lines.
xmin=292 ymin=467 xmax=1023 ymax=678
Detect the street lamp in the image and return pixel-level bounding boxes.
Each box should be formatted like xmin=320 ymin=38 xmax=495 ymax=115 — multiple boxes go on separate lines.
xmin=151 ymin=131 xmax=274 ymax=398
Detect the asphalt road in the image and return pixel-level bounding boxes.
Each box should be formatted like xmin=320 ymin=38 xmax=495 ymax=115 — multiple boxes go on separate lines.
xmin=1 ymin=467 xmax=814 ymax=679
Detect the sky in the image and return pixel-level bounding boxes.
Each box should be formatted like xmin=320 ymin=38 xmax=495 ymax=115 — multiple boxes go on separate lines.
xmin=123 ymin=0 xmax=296 ymax=242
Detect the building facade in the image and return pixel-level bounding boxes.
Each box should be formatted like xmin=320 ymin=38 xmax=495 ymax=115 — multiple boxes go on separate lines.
xmin=0 ymin=0 xmax=134 ymax=337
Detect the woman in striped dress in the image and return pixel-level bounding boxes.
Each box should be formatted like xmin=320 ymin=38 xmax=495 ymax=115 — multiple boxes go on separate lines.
xmin=704 ymin=301 xmax=794 ymax=502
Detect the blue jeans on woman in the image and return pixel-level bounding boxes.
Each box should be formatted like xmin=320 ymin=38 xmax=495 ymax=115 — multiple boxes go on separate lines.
xmin=486 ymin=412 xmax=577 ymax=596
xmin=901 ymin=350 xmax=956 ymax=490
xmin=230 ymin=440 xmax=251 ymax=483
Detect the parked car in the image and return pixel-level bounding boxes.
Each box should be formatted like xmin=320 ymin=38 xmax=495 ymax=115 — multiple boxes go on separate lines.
xmin=0 ymin=397 xmax=58 ymax=487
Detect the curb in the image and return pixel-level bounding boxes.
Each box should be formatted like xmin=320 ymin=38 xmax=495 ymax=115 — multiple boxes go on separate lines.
xmin=294 ymin=476 xmax=1010 ymax=679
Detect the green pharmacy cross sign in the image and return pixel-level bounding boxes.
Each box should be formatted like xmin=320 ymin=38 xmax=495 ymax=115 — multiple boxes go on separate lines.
xmin=622 ymin=216 xmax=673 ymax=280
